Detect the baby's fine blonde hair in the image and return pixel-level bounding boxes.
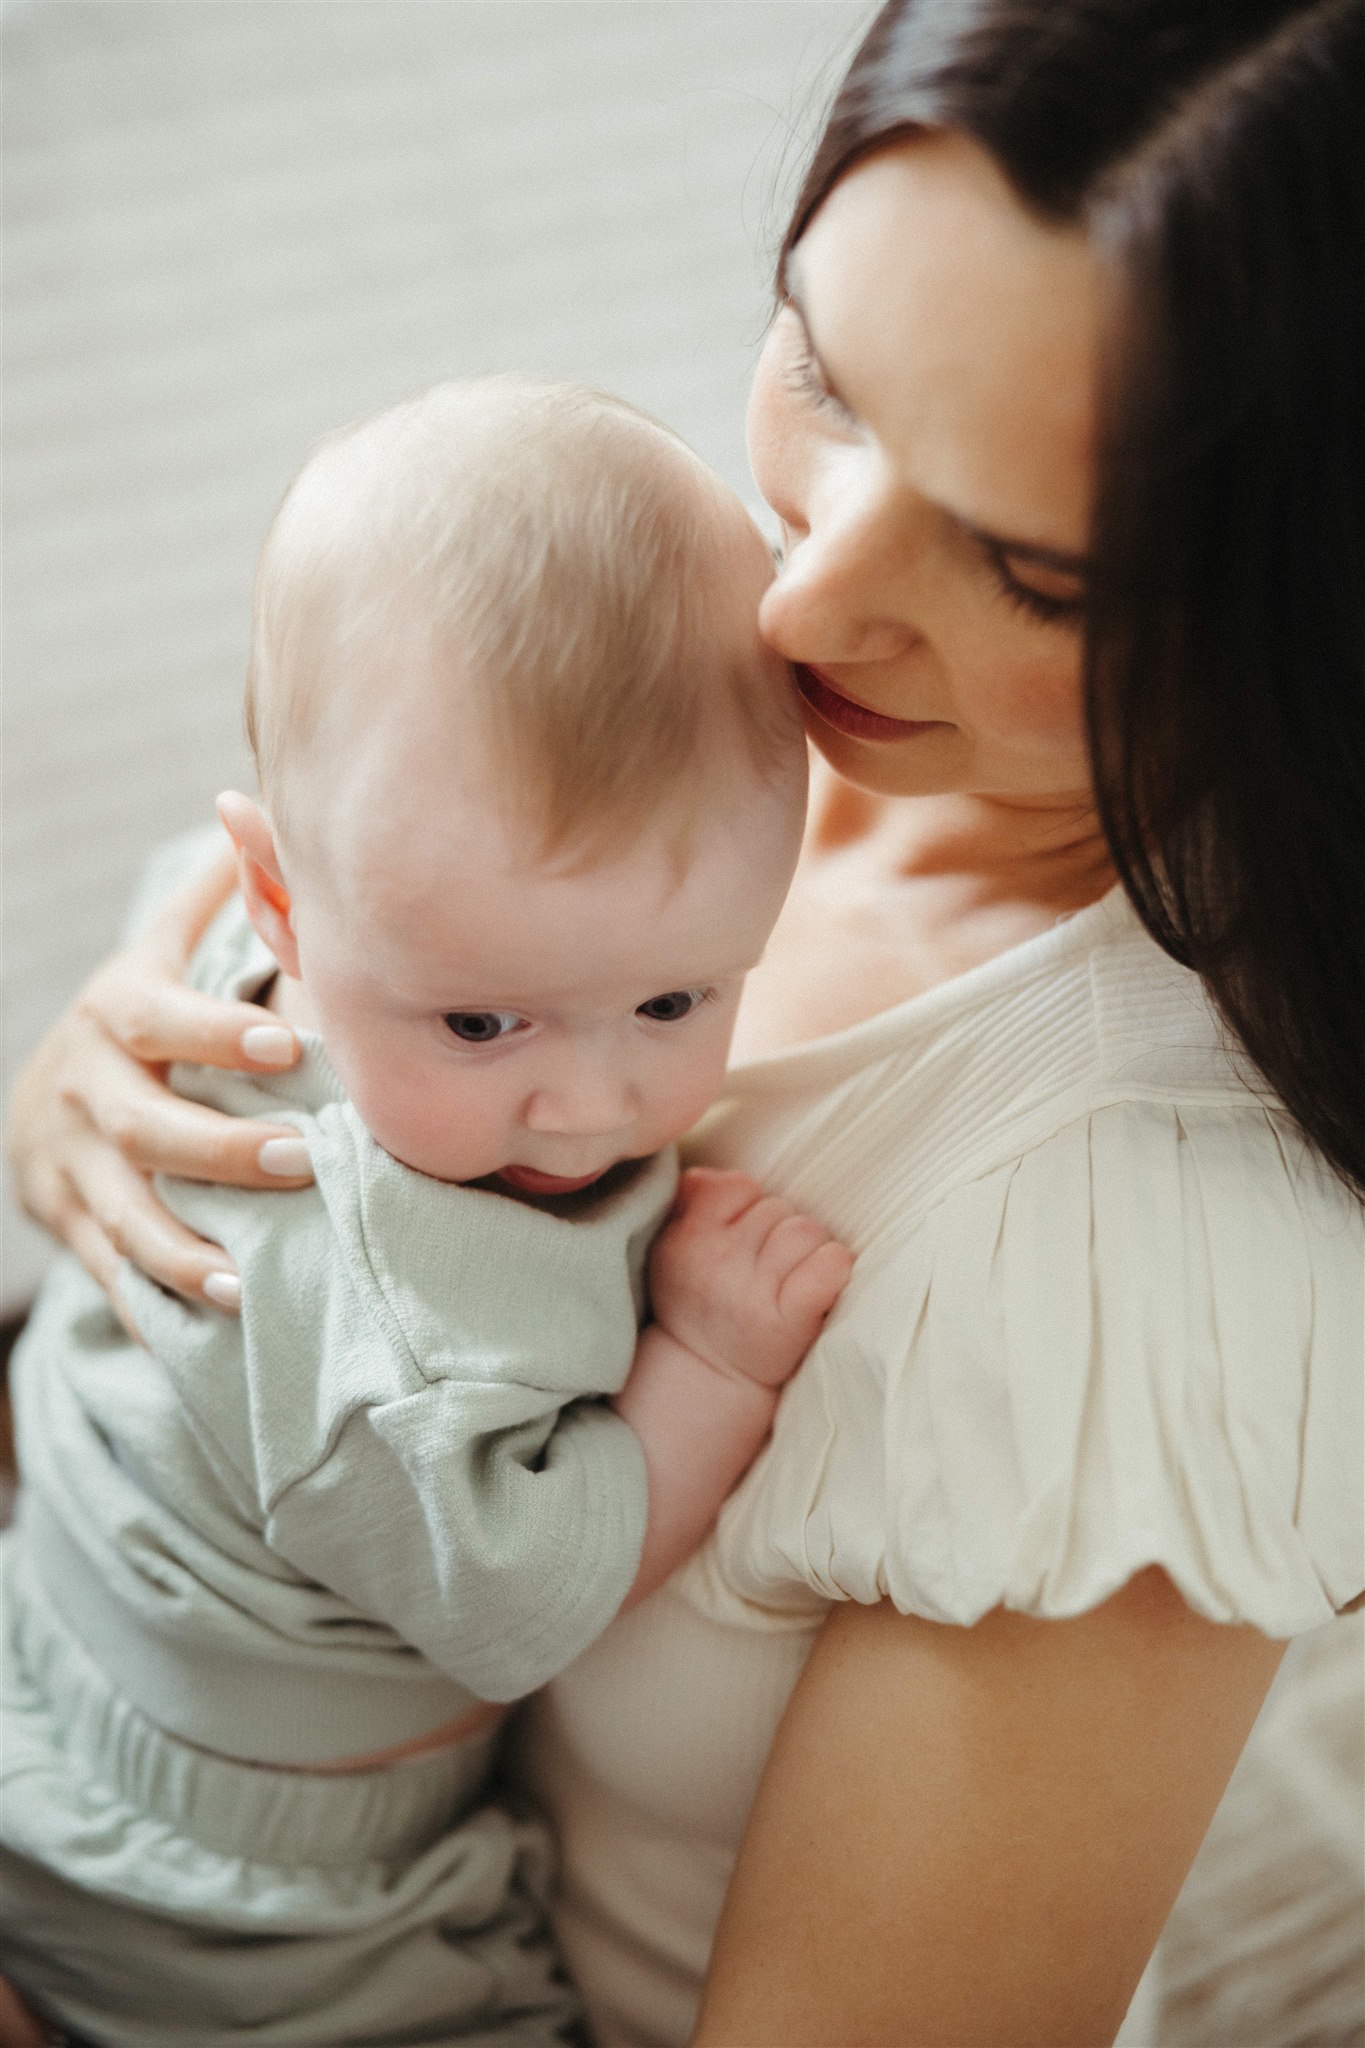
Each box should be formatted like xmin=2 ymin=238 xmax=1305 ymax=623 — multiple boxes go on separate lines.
xmin=245 ymin=377 xmax=796 ymax=862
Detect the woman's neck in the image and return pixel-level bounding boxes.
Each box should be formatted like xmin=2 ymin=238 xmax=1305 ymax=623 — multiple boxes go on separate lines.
xmin=806 ymin=764 xmax=1115 ymax=918
xmin=727 ymin=767 xmax=1117 ymax=1058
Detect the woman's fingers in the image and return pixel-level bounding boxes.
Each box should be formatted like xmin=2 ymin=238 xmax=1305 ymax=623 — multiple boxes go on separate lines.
xmin=49 ymin=1182 xmax=123 ymax=1298
xmin=44 ymin=1138 xmax=236 ymax=1318
xmin=73 ymin=849 xmax=299 ymax=1075
xmin=63 ymin=1130 xmax=240 ymax=1306
xmin=79 ymin=1044 xmax=310 ymax=1187
xmin=54 ymin=1196 xmax=146 ymax=1339
xmin=4 ymin=851 xmax=308 ymax=1316
xmin=83 ymin=964 xmax=298 ymax=1075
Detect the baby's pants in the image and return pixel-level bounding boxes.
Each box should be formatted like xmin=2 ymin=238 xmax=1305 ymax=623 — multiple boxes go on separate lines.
xmin=0 ymin=1539 xmax=578 ymax=2047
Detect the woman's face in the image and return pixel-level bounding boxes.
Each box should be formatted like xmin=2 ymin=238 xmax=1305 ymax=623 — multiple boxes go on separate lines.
xmin=748 ymin=130 xmax=1104 ymax=804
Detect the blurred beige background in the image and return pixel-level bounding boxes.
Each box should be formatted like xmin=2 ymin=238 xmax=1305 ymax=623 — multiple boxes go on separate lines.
xmin=2 ymin=0 xmax=867 ymax=1311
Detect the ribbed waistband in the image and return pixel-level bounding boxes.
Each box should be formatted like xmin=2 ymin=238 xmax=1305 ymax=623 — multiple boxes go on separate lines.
xmin=19 ymin=1488 xmax=482 ymax=1767
xmin=3 ymin=1539 xmax=495 ymax=1868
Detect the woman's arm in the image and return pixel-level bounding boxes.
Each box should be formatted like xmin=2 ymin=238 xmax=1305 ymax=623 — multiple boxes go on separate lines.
xmin=5 ymin=845 xmax=312 ymax=1316
xmin=694 ymin=1569 xmax=1286 ymax=2048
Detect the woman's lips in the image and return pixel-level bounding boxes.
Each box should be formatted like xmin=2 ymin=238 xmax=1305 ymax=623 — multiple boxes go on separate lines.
xmin=796 ymin=664 xmax=944 ymax=744
xmin=498 ymin=1165 xmax=606 ymax=1196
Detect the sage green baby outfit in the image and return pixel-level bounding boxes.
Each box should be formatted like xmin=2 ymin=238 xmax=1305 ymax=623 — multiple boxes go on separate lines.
xmin=0 ymin=892 xmax=673 ymax=2045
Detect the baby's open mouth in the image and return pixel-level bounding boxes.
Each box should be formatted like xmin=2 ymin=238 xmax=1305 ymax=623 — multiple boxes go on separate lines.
xmin=497 ymin=1165 xmax=608 ymax=1195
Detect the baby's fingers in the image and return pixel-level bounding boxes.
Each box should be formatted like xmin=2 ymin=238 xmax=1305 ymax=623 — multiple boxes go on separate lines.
xmin=726 ymin=1192 xmax=807 ymax=1258
xmin=775 ymin=1237 xmax=855 ymax=1332
xmin=671 ymin=1166 xmax=766 ymax=1229
xmin=757 ymin=1211 xmax=834 ymax=1277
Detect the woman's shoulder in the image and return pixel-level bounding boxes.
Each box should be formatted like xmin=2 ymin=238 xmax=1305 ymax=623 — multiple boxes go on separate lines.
xmin=700 ymin=887 xmax=1299 ymax=1260
xmin=700 ymin=909 xmax=1364 ymax=1639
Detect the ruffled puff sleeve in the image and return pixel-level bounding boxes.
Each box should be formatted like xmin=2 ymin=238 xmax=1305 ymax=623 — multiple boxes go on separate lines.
xmin=709 ymin=1101 xmax=1364 ymax=1639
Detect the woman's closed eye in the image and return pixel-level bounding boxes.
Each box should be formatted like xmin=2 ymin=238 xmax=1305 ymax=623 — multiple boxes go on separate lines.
xmin=776 ymin=289 xmax=1088 ymax=631
xmin=780 ymin=302 xmax=858 ymax=428
xmin=636 ymin=988 xmax=715 ymax=1024
xmin=979 ymin=539 xmax=1087 ymax=630
xmin=443 ymin=1010 xmax=529 ymax=1045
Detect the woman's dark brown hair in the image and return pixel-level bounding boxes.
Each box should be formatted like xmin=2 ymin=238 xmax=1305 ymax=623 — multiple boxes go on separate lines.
xmin=784 ymin=0 xmax=1365 ymax=1195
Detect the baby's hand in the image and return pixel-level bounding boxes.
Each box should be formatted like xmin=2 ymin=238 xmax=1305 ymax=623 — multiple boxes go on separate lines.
xmin=650 ymin=1167 xmax=853 ymax=1391
xmin=616 ymin=1172 xmax=852 ymax=1608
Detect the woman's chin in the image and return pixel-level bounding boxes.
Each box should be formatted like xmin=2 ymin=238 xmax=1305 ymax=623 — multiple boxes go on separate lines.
xmin=804 ymin=716 xmax=961 ymax=797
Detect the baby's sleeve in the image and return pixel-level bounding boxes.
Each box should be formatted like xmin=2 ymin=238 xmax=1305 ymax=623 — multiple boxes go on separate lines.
xmin=259 ymin=1125 xmax=676 ymax=1700
xmin=709 ymin=1100 xmax=1364 ymax=1638
xmin=266 ymin=1381 xmax=647 ymax=1701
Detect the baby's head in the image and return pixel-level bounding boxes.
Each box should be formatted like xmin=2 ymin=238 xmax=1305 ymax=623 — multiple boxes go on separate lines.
xmin=222 ymin=377 xmax=806 ymax=1192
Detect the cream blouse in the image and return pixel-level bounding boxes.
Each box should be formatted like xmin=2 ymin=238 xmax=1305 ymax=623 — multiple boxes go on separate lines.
xmin=513 ymin=885 xmax=1364 ymax=2048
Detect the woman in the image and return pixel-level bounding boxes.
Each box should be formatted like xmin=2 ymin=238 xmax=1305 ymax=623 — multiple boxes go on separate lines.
xmin=8 ymin=2 xmax=1363 ymax=2042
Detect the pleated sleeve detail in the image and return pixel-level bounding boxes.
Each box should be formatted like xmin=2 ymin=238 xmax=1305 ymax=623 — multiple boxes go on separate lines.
xmin=712 ymin=1100 xmax=1364 ymax=1638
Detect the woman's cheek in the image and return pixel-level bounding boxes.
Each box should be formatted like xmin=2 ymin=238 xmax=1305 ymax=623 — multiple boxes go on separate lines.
xmin=958 ymin=622 xmax=1087 ymax=757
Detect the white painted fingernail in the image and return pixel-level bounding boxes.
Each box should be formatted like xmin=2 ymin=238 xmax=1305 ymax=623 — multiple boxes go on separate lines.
xmin=202 ymin=1270 xmax=242 ymax=1310
xmin=258 ymin=1136 xmax=311 ymax=1177
xmin=242 ymin=1024 xmax=296 ymax=1066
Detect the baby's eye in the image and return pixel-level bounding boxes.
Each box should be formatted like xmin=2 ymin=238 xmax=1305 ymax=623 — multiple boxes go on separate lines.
xmin=443 ymin=1010 xmax=526 ymax=1045
xmin=636 ymin=989 xmax=709 ymax=1024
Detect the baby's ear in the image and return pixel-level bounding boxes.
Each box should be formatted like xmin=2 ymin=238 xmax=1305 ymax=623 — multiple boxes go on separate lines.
xmin=216 ymin=791 xmax=302 ymax=979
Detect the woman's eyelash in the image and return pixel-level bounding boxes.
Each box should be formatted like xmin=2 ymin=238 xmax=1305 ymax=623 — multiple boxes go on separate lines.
xmin=777 ymin=294 xmax=1083 ymax=631
xmin=982 ymin=547 xmax=1086 ymax=629
xmin=782 ymin=308 xmax=853 ymax=422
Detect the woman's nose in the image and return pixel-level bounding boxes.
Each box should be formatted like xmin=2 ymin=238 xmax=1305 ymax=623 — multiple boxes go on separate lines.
xmin=759 ymin=509 xmax=915 ymax=668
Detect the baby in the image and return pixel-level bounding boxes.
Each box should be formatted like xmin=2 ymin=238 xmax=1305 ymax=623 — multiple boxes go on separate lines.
xmin=0 ymin=379 xmax=849 ymax=2046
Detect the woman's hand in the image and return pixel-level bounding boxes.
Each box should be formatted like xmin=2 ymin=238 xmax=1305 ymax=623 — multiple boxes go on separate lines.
xmin=6 ymin=845 xmax=313 ymax=1321
xmin=0 ymin=1973 xmax=55 ymax=2047
xmin=693 ymin=1570 xmax=1286 ymax=2048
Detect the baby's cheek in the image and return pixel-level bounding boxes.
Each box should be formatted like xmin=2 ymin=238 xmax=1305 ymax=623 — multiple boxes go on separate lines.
xmin=326 ymin=1043 xmax=472 ymax=1177
xmin=652 ymin=1040 xmax=734 ymax=1145
xmin=339 ymin=1060 xmax=423 ymax=1151
xmin=389 ymin=1092 xmax=488 ymax=1180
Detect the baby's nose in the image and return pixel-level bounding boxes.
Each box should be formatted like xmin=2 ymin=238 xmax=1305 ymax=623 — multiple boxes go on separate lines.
xmin=523 ymin=1063 xmax=636 ymax=1137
